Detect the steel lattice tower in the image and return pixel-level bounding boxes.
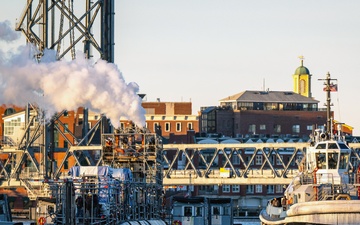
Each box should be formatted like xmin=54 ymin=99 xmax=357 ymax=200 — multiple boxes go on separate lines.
xmin=15 ymin=0 xmax=114 ymax=62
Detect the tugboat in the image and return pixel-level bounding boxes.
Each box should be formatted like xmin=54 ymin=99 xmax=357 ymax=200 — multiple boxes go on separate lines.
xmin=259 ymin=72 xmax=360 ymax=225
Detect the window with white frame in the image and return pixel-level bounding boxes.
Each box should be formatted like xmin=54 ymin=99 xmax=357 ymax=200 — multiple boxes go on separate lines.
xmin=307 ymin=125 xmax=313 ymax=131
xmin=256 ymin=155 xmax=263 ymax=165
xmin=153 ymin=122 xmax=159 ymax=132
xmin=260 ymin=124 xmax=266 ymax=130
xmin=222 ymin=185 xmax=230 ymax=193
xmin=255 ymin=185 xmax=263 ymax=193
xmin=4 ymin=123 xmax=14 ymax=135
xmin=187 ymin=122 xmax=193 ymax=130
xmin=292 ymin=124 xmax=300 ymax=133
xmin=232 ymin=185 xmax=240 ymax=193
xmin=276 ymin=155 xmax=283 ymax=165
xmin=246 ymin=185 xmax=254 ymax=194
xmin=176 ymin=122 xmax=181 ymax=132
xmin=165 ymin=122 xmax=171 ymax=132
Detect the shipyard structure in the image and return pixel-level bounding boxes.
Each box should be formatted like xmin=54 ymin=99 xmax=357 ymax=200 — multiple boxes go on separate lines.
xmin=1 ymin=1 xmax=360 ymax=224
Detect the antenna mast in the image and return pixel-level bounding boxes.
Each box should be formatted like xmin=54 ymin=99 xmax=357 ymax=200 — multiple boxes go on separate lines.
xmin=318 ymin=72 xmax=337 ymax=137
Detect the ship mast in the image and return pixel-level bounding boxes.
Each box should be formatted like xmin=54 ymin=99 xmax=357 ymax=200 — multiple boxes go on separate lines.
xmin=319 ymin=72 xmax=337 ymax=138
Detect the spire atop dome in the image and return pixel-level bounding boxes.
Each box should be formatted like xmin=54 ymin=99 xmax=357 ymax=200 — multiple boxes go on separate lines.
xmin=299 ymin=55 xmax=304 ymax=67
xmin=294 ymin=55 xmax=309 ymax=75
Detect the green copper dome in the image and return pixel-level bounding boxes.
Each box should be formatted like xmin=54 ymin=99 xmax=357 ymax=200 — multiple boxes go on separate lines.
xmin=294 ymin=59 xmax=310 ymax=75
xmin=294 ymin=66 xmax=310 ymax=75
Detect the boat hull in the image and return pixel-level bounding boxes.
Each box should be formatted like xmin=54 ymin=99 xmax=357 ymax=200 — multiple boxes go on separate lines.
xmin=259 ymin=200 xmax=360 ymax=225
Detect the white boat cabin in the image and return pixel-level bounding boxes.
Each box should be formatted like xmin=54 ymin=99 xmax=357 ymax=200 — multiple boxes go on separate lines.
xmin=306 ymin=132 xmax=351 ymax=185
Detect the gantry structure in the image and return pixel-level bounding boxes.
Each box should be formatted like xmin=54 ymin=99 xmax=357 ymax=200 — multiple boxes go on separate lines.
xmin=2 ymin=0 xmax=360 ymax=203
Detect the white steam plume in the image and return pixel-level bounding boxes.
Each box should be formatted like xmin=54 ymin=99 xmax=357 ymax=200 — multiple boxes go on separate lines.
xmin=0 ymin=20 xmax=21 ymax=42
xmin=0 ymin=21 xmax=145 ymax=127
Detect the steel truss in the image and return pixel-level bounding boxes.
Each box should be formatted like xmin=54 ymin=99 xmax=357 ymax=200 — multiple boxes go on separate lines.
xmin=15 ymin=0 xmax=114 ymax=61
xmin=0 ymin=105 xmax=109 ymax=200
xmin=162 ymin=143 xmax=360 ymax=186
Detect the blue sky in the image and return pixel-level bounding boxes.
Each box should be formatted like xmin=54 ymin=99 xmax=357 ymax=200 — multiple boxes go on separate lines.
xmin=1 ymin=1 xmax=360 ymax=135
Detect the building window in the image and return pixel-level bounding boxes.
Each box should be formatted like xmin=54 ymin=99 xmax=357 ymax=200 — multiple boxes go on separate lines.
xmin=4 ymin=122 xmax=12 ymax=135
xmin=246 ymin=156 xmax=254 ymax=165
xmin=195 ymin=207 xmax=202 ymax=216
xmin=232 ymin=185 xmax=240 ymax=193
xmin=248 ymin=124 xmax=256 ymax=134
xmin=187 ymin=122 xmax=193 ymax=130
xmin=255 ymin=185 xmax=262 ymax=193
xmin=276 ymin=155 xmax=283 ymax=165
xmin=318 ymin=125 xmax=325 ymax=131
xmin=267 ymin=185 xmax=274 ymax=194
xmin=184 ymin=206 xmax=192 ymax=216
xmin=165 ymin=122 xmax=171 ymax=132
xmin=256 ymin=155 xmax=262 ymax=165
xmin=269 ymin=155 xmax=274 ymax=164
xmin=213 ymin=206 xmax=220 ymax=215
xmin=176 ymin=122 xmax=181 ymax=132
xmin=246 ymin=185 xmax=254 ymax=194
xmin=276 ymin=185 xmax=283 ymax=193
xmin=64 ymin=123 xmax=69 ymax=133
xmin=222 ymin=185 xmax=230 ymax=193
xmin=260 ymin=124 xmax=266 ymax=130
xmin=153 ymin=122 xmax=159 ymax=132
xmin=64 ymin=141 xmax=68 ymax=148
xmin=4 ymin=117 xmax=22 ymax=135
xmin=307 ymin=125 xmax=313 ymax=131
xmin=292 ymin=125 xmax=300 ymax=134
xmin=63 ymin=111 xmax=69 ymax=117
xmin=274 ymin=124 xmax=281 ymax=133
xmin=120 ymin=122 xmax=125 ymax=129
xmin=232 ymin=153 xmax=240 ymax=165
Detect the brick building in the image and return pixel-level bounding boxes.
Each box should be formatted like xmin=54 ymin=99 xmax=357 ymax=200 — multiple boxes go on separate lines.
xmin=198 ymin=59 xmax=350 ymax=139
xmin=139 ymin=101 xmax=199 ymax=144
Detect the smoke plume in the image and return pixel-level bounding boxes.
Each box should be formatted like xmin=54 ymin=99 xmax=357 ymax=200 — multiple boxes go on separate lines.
xmin=0 ymin=21 xmax=146 ymax=127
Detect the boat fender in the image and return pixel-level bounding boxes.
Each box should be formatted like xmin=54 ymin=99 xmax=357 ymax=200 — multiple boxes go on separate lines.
xmin=172 ymin=220 xmax=182 ymax=225
xmin=38 ymin=217 xmax=46 ymax=225
xmin=286 ymin=197 xmax=293 ymax=205
xmin=335 ymin=194 xmax=351 ymax=200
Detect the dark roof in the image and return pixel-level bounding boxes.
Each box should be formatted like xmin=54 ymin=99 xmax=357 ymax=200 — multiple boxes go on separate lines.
xmin=202 ymin=106 xmax=216 ymax=113
xmin=219 ymin=90 xmax=319 ymax=104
